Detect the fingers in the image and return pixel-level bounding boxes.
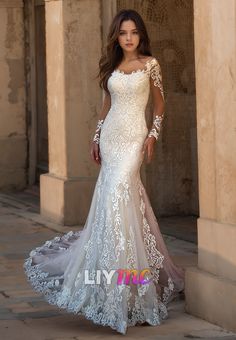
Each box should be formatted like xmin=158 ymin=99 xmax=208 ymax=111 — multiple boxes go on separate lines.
xmin=90 ymin=143 xmax=101 ymax=165
xmin=143 ymin=140 xmax=151 ymax=163
xmin=96 ymin=152 xmax=101 ymax=165
xmin=90 ymin=148 xmax=95 ymax=162
xmin=142 ymin=138 xmax=148 ymax=154
xmin=94 ymin=150 xmax=101 ymax=165
xmin=148 ymin=147 xmax=153 ymax=163
xmin=147 ymin=143 xmax=153 ymax=163
xmin=95 ymin=148 xmax=99 ymax=161
xmin=142 ymin=138 xmax=154 ymax=163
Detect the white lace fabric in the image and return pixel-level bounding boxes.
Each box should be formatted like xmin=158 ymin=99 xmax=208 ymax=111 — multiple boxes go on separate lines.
xmin=23 ymin=57 xmax=184 ymax=335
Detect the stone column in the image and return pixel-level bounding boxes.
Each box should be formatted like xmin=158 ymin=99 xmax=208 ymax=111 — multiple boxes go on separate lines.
xmin=40 ymin=0 xmax=102 ymax=225
xmin=101 ymin=0 xmax=117 ymax=45
xmin=185 ymin=0 xmax=236 ymax=332
xmin=0 ymin=0 xmax=26 ymax=190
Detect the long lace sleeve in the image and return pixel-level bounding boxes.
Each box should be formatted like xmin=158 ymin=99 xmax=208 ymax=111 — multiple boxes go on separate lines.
xmin=147 ymin=58 xmax=165 ymax=141
xmin=92 ymin=90 xmax=111 ymax=144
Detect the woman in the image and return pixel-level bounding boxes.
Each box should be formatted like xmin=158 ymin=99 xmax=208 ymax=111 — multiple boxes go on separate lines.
xmin=23 ymin=9 xmax=185 ymax=335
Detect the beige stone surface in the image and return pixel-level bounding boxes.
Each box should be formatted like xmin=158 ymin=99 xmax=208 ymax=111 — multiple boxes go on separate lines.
xmin=185 ymin=0 xmax=236 ymax=333
xmin=185 ymin=266 xmax=236 ymax=333
xmin=41 ymin=0 xmax=102 ymax=223
xmin=40 ymin=173 xmax=96 ymax=225
xmin=198 ymin=218 xmax=236 ymax=281
xmin=194 ymin=0 xmax=236 ymax=222
xmin=45 ymin=0 xmax=102 ymax=178
xmin=0 ymin=0 xmax=26 ymax=190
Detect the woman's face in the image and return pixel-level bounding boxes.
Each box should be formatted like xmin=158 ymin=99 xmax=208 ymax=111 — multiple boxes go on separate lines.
xmin=117 ymin=19 xmax=140 ymax=53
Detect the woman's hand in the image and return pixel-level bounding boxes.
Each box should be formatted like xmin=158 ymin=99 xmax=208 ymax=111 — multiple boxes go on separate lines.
xmin=142 ymin=136 xmax=156 ymax=163
xmin=90 ymin=141 xmax=101 ymax=165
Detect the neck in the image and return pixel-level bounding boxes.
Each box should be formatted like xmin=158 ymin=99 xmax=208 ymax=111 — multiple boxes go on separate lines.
xmin=122 ymin=50 xmax=139 ymax=61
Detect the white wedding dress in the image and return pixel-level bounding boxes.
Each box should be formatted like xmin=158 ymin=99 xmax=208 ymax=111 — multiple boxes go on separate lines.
xmin=23 ymin=57 xmax=185 ymax=335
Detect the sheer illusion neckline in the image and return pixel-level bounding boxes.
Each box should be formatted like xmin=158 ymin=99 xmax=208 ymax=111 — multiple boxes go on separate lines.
xmin=114 ymin=57 xmax=153 ymax=75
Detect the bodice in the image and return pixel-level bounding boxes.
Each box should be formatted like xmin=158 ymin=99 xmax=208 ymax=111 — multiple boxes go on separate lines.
xmin=107 ymin=69 xmax=151 ymax=115
xmin=99 ymin=57 xmax=165 ymax=166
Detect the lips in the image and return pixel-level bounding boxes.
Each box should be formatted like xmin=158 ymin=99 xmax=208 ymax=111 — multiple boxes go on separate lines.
xmin=125 ymin=44 xmax=133 ymax=46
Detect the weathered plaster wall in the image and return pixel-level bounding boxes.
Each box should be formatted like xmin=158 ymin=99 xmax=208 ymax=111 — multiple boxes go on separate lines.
xmin=0 ymin=0 xmax=26 ymax=190
xmin=185 ymin=0 xmax=236 ymax=333
xmin=41 ymin=0 xmax=103 ymax=224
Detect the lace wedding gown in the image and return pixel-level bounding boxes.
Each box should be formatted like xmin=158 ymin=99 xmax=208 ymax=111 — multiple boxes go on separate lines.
xmin=23 ymin=57 xmax=185 ymax=335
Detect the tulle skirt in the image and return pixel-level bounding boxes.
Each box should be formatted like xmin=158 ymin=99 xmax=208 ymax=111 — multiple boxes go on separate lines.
xmin=23 ymin=123 xmax=185 ymax=335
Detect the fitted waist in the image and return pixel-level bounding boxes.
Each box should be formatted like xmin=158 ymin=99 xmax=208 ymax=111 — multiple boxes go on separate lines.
xmin=109 ymin=105 xmax=145 ymax=117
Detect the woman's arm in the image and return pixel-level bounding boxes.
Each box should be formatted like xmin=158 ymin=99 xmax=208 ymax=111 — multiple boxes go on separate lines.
xmin=92 ymin=90 xmax=111 ymax=144
xmin=148 ymin=58 xmax=165 ymax=141
xmin=142 ymin=58 xmax=165 ymax=163
xmin=91 ymin=90 xmax=111 ymax=165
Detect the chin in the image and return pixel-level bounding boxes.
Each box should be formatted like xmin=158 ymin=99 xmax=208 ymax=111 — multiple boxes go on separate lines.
xmin=123 ymin=46 xmax=138 ymax=52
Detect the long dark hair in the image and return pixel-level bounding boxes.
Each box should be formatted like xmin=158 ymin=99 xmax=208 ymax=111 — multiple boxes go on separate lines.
xmin=98 ymin=9 xmax=152 ymax=93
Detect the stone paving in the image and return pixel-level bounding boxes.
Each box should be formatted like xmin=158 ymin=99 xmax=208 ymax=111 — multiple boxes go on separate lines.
xmin=0 ymin=186 xmax=235 ymax=340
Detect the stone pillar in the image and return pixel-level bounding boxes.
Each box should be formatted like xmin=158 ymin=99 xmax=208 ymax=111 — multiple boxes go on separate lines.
xmin=0 ymin=0 xmax=26 ymax=190
xmin=40 ymin=0 xmax=102 ymax=225
xmin=101 ymin=0 xmax=117 ymax=45
xmin=185 ymin=0 xmax=236 ymax=332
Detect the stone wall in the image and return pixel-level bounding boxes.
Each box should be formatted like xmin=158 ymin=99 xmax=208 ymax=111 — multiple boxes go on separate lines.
xmin=185 ymin=0 xmax=236 ymax=332
xmin=0 ymin=0 xmax=26 ymax=190
xmin=40 ymin=0 xmax=103 ymax=224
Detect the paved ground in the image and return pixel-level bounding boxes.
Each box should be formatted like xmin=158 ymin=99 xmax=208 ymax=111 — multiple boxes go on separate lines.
xmin=0 ymin=186 xmax=235 ymax=340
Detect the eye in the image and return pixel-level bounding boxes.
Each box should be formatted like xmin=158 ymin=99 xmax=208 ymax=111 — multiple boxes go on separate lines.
xmin=133 ymin=31 xmax=139 ymax=34
xmin=119 ymin=32 xmax=125 ymax=35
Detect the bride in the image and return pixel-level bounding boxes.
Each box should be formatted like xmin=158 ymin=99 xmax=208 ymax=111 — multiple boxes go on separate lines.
xmin=23 ymin=9 xmax=185 ymax=335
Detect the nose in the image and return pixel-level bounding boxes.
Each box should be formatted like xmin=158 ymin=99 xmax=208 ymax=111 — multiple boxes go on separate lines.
xmin=126 ymin=33 xmax=131 ymax=41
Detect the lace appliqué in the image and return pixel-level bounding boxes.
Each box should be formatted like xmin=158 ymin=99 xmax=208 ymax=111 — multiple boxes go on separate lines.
xmin=138 ymin=182 xmax=164 ymax=280
xmin=148 ymin=114 xmax=164 ymax=140
xmin=138 ymin=181 xmax=175 ymax=305
xmin=93 ymin=119 xmax=104 ymax=144
xmin=23 ymin=230 xmax=83 ymax=302
xmin=23 ymin=56 xmax=182 ymax=335
xmin=146 ymin=58 xmax=165 ymax=141
xmin=146 ymin=58 xmax=165 ymax=100
xmin=127 ymin=224 xmax=137 ymax=269
xmin=23 ymin=174 xmax=168 ymax=335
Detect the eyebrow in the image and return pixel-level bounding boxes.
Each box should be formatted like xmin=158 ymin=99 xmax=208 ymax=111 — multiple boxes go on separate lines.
xmin=119 ymin=29 xmax=138 ymax=32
